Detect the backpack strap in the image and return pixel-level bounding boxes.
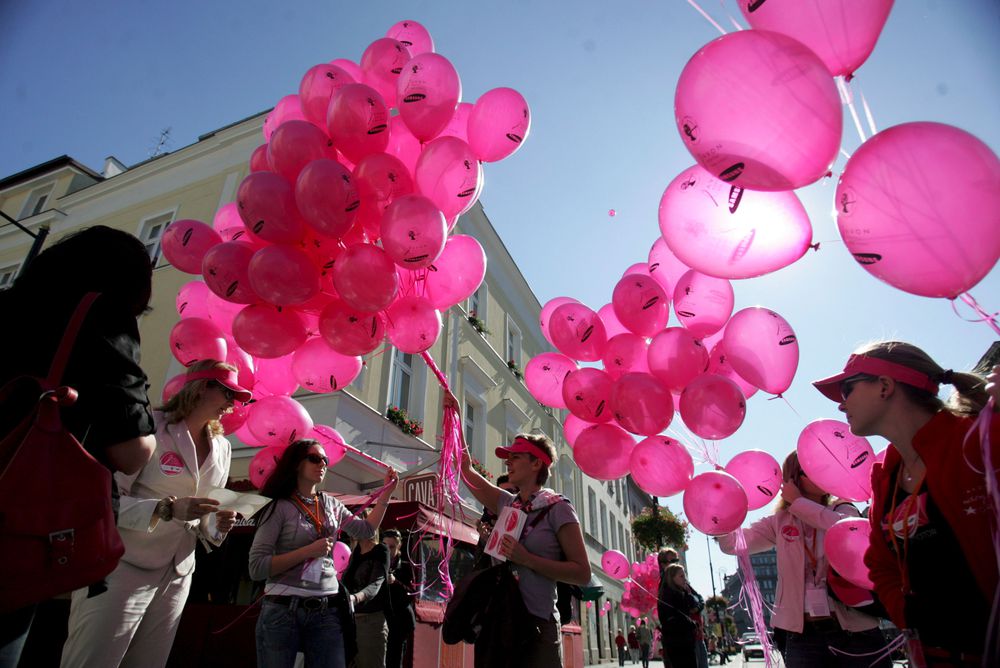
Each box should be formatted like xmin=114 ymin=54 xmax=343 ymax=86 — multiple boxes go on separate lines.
xmin=46 ymin=292 xmax=101 ymax=387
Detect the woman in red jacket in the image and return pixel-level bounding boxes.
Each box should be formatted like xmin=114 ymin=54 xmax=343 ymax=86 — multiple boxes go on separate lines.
xmin=813 ymin=341 xmax=999 ymax=666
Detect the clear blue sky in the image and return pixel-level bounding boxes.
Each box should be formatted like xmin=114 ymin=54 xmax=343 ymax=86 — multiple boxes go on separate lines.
xmin=2 ymin=0 xmax=998 ymax=597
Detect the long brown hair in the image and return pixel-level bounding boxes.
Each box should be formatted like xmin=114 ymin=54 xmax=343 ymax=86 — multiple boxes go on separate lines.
xmin=664 ymin=563 xmax=688 ymax=592
xmin=776 ymin=451 xmax=830 ymax=511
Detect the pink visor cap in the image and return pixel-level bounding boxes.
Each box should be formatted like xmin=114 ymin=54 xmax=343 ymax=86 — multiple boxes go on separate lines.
xmin=812 ymin=354 xmax=938 ymax=403
xmin=185 ymin=368 xmax=252 ymax=403
xmin=495 ymin=437 xmax=553 ymax=466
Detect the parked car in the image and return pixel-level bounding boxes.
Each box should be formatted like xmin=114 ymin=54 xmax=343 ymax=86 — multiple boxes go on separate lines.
xmin=740 ymin=633 xmax=764 ymax=661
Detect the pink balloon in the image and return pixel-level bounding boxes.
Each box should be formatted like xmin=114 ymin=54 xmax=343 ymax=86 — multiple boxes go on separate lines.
xmin=249 ymin=144 xmax=270 ymax=173
xmin=647 ymin=328 xmax=708 ymax=392
xmin=436 ymin=102 xmax=473 ymax=143
xmin=621 ymin=263 xmax=649 ymax=279
xmin=386 ymin=116 xmax=421 ymax=175
xmin=397 ymin=53 xmax=461 ymax=142
xmin=267 ymin=120 xmax=336 ymax=184
xmin=263 ymin=95 xmax=307 ymax=142
xmin=548 ymin=303 xmax=608 ymax=362
xmin=740 ymin=0 xmax=894 ymax=78
xmin=294 ymin=159 xmax=360 ymax=240
xmin=647 ymin=238 xmax=689 ymax=297
xmin=319 ymin=300 xmax=386 ymax=356
xmin=235 ymin=421 xmax=266 ymax=447
xmin=524 ymin=352 xmax=578 ymax=409
xmin=539 ymin=297 xmax=581 ymax=347
xmin=679 ymin=374 xmax=746 ymax=440
xmin=225 ymin=341 xmax=256 ymax=392
xmin=836 ymin=122 xmax=1000 ymax=298
xmin=205 ymin=291 xmax=244 ymax=333
xmin=161 ymin=219 xmax=221 ymax=275
xmin=415 ymin=136 xmax=483 ymax=220
xmin=797 ymin=419 xmax=874 ymax=502
xmin=212 ymin=202 xmax=244 ymax=234
xmin=249 ymin=245 xmax=320 ymax=306
xmin=329 ymin=58 xmax=364 ymax=83
xmin=310 ymin=424 xmax=349 ymax=467
xmin=672 ymin=271 xmax=734 ymax=339
xmin=612 ymin=274 xmax=670 ymax=338
xmin=385 ymin=19 xmax=434 ymax=56
xmin=232 ymin=304 xmax=307 ymax=359
xmin=597 ymin=303 xmax=631 ymax=340
xmin=360 ymin=38 xmax=411 ymax=108
xmin=601 ymin=333 xmax=650 ymax=381
xmin=573 ymin=424 xmax=635 ymax=481
xmin=629 ymin=435 xmax=694 ymax=498
xmin=220 ymin=401 xmax=249 ymax=435
xmin=161 ymin=374 xmax=186 ymax=405
xmin=249 ymin=446 xmax=286 ymax=489
xmin=610 ymin=373 xmax=674 ymax=436
xmin=327 ymin=84 xmax=390 ymax=165
xmin=247 ymin=395 xmax=314 ymax=448
xmin=723 ymin=307 xmax=799 ymax=395
xmin=659 ymin=165 xmax=812 ymax=279
xmin=706 ymin=341 xmax=758 ymax=400
xmin=601 ymin=550 xmax=631 ymax=580
xmin=562 ymin=414 xmax=593 ymax=448
xmin=332 ymin=244 xmax=399 ymax=312
xmin=386 ymin=295 xmax=443 ymax=354
xmin=380 ymin=195 xmax=448 ymax=269
xmin=237 ymin=171 xmax=305 ymax=245
xmin=824 ymin=518 xmax=875 ymax=588
xmin=291 ymin=337 xmax=361 ymax=393
xmin=176 ymin=280 xmax=212 ymax=320
xmin=254 ymin=354 xmax=299 ymax=396
xmin=299 ymin=63 xmax=356 ymax=129
xmin=683 ymin=471 xmax=748 ymax=536
xmin=201 ymin=241 xmax=260 ymax=305
xmin=725 ymin=450 xmax=782 ymax=511
xmin=562 ymin=368 xmax=614 ymax=424
xmin=467 ymin=87 xmax=531 ymax=162
xmin=675 ymin=30 xmax=841 ymax=190
xmin=333 ymin=540 xmax=352 ymax=577
xmin=169 ymin=317 xmax=227 ymax=367
xmin=423 ymin=235 xmax=487 ymax=310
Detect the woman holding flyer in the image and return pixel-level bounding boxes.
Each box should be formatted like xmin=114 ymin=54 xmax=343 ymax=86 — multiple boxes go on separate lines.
xmin=445 ymin=392 xmax=591 ymax=668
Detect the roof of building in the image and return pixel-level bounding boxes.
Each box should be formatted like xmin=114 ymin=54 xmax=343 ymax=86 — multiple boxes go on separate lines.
xmin=0 ymin=155 xmax=104 ymax=191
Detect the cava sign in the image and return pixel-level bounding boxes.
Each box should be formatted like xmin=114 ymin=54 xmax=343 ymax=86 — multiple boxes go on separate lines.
xmin=403 ymin=472 xmax=439 ymax=507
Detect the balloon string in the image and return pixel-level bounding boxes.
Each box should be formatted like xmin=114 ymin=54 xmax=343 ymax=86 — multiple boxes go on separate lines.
xmin=686 ymin=0 xmax=728 ymax=35
xmin=836 ymin=76 xmax=867 ymax=144
xmin=859 ymin=87 xmax=879 ymax=136
xmin=828 ymin=633 xmax=905 ymax=662
xmin=734 ymin=530 xmax=778 ymax=668
xmin=717 ymin=0 xmax=746 ymax=31
xmin=954 ymin=293 xmax=1000 ymax=336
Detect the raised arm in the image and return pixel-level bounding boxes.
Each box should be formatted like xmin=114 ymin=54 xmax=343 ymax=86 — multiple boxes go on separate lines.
xmin=444 ymin=390 xmax=503 ymax=514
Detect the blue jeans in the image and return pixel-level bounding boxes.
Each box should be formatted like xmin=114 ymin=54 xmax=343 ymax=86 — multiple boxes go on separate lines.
xmin=256 ymin=598 xmax=346 ymax=668
xmin=785 ymin=626 xmax=891 ymax=668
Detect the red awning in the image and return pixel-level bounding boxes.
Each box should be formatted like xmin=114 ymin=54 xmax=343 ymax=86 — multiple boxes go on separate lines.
xmin=332 ymin=496 xmax=480 ymax=546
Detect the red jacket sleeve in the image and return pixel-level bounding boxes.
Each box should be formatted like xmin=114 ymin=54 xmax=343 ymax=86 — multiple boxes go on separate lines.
xmin=864 ymin=464 xmax=907 ymax=628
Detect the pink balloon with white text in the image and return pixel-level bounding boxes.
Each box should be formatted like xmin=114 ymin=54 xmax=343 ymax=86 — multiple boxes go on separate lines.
xmin=525 ymin=352 xmax=579 ymax=409
xmin=723 ymin=307 xmax=799 ymax=395
xmin=683 ymin=471 xmax=748 ymax=536
xmin=397 ymin=53 xmax=462 ymax=142
xmin=647 ymin=328 xmax=708 ymax=392
xmin=797 ymin=419 xmax=874 ymax=502
xmin=725 ymin=450 xmax=782 ymax=511
xmin=629 ymin=435 xmax=694 ymax=498
xmin=672 ymin=271 xmax=734 ymax=338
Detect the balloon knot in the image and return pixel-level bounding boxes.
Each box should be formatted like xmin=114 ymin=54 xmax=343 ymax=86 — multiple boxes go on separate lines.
xmin=767 ymin=393 xmax=783 ymax=401
xmin=845 ymin=72 xmax=855 ymax=83
xmin=809 ymin=242 xmax=821 ymax=252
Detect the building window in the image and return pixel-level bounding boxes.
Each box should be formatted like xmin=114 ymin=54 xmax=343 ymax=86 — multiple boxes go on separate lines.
xmin=618 ymin=523 xmax=626 ymax=556
xmin=463 ymin=394 xmax=487 ymax=465
xmin=139 ymin=212 xmax=174 ymax=266
xmin=587 ymin=488 xmax=598 ymax=539
xmin=468 ymin=285 xmax=487 ymax=322
xmin=505 ymin=317 xmax=522 ymax=367
xmin=388 ymin=348 xmax=414 ymax=413
xmin=600 ymin=501 xmax=609 ymax=547
xmin=0 ymin=264 xmax=20 ymax=290
xmin=18 ymin=185 xmax=53 ymax=219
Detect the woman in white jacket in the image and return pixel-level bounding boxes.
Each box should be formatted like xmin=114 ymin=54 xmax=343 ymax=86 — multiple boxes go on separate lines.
xmin=717 ymin=452 xmax=888 ymax=668
xmin=60 ymin=360 xmax=250 ymax=668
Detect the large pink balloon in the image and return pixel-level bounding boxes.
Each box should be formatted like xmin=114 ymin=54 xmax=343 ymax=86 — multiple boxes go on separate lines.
xmin=220 ymin=401 xmax=249 ymax=435
xmin=249 ymin=144 xmax=270 ymax=173
xmin=248 ymin=245 xmax=320 ymax=306
xmin=725 ymin=450 xmax=782 ymax=511
xmin=354 ymin=152 xmax=415 ymax=219
xmin=659 ymin=165 xmax=812 ymax=279
xmin=436 ymin=102 xmax=473 ymax=143
xmin=329 ymin=58 xmax=364 ymax=83
xmin=675 ymin=30 xmax=841 ymax=191
xmin=386 ymin=295 xmax=442 ymax=354
xmin=169 ymin=318 xmax=227 ymax=367
xmin=824 ymin=518 xmax=875 ymax=589
xmin=601 ymin=550 xmax=631 ymax=580
xmin=612 ymin=274 xmax=670 ymax=338
xmin=177 ymin=280 xmax=212 ymax=320
xmin=467 ymin=87 xmax=531 ymax=163
xmin=414 ymin=136 xmax=483 ymax=220
xmin=267 ymin=120 xmax=336 ymax=184
xmin=629 ymin=435 xmax=694 ymax=498
xmin=610 ymin=373 xmax=674 ymax=436
xmin=332 ymin=244 xmax=399 ymax=312
xmin=380 ymin=195 xmax=448 ymax=269
xmin=539 ymin=297 xmax=581 ymax=347
xmin=263 ymin=95 xmax=307 ymax=142
xmin=319 ymin=300 xmax=386 ymax=356
xmin=423 ymin=235 xmax=487 ymax=310
xmin=386 ymin=116 xmax=421 ymax=176
xmin=647 ymin=328 xmax=708 ymax=392
xmin=706 ymin=340 xmax=758 ymax=400
xmin=237 ymin=172 xmax=305 ymax=245
xmin=597 ymin=303 xmax=631 ymax=340
xmin=327 ymin=84 xmax=390 ymax=164
xmin=562 ymin=414 xmax=593 ymax=448
xmin=683 ymin=471 xmax=748 ymax=536
xmin=835 ymin=122 xmax=1000 ymax=298
xmin=205 ymin=292 xmax=244 ymax=332
xmin=254 ymin=354 xmax=299 ymax=396
xmin=291 ymin=337 xmax=361 ymax=393
xmin=310 ymin=424 xmax=349 ymax=467
xmin=723 ymin=307 xmax=799 ymax=395
xmin=201 ymin=241 xmax=260 ymax=305
xmin=385 ymin=19 xmax=434 ymax=56
xmin=161 ymin=219 xmax=221 ymax=275
xmin=672 ymin=271 xmax=734 ymax=339
xmin=397 ymin=53 xmax=461 ymax=142
xmin=295 ymin=159 xmax=360 ymax=240
xmin=249 ymin=446 xmax=286 ymax=489
xmin=299 ymin=63 xmax=356 ymax=129
xmin=212 ymin=202 xmax=244 ymax=234
xmin=360 ymin=38 xmax=411 ymax=108
xmin=679 ymin=374 xmax=746 ymax=440
xmin=573 ymin=424 xmax=634 ymax=481
xmin=232 ymin=305 xmax=307 ymax=359
xmin=248 ymin=395 xmax=314 ymax=448
xmin=797 ymin=419 xmax=874 ymax=502
xmin=562 ymin=368 xmax=614 ymax=424
xmin=525 ymin=353 xmax=578 ymax=409
xmin=548 ymin=303 xmax=608 ymax=362
xmin=740 ymin=0 xmax=894 ymax=78
xmin=601 ymin=333 xmax=650 ymax=381
xmin=647 ymin=238 xmax=690 ymax=297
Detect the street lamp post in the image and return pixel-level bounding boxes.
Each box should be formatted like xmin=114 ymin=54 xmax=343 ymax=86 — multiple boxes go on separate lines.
xmin=706 ymin=533 xmax=717 ymax=598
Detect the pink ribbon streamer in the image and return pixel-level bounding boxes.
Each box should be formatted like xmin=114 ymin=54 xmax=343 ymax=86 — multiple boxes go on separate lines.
xmin=954 ymin=292 xmax=1000 ymax=336
xmin=734 ymin=529 xmax=777 ymax=668
xmin=969 ymin=398 xmax=999 ymax=664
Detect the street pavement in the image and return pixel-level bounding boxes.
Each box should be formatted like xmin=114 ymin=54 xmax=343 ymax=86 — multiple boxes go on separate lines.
xmin=584 ymin=651 xmax=784 ymax=668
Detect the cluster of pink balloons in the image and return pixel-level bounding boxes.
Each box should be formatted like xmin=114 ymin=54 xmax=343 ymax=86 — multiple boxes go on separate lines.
xmin=162 ymin=21 xmax=532 ymax=455
xmin=619 ymin=553 xmax=661 ymax=618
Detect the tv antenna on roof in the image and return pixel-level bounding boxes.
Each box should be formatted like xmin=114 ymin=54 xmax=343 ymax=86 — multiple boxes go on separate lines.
xmin=149 ymin=127 xmax=172 ymax=158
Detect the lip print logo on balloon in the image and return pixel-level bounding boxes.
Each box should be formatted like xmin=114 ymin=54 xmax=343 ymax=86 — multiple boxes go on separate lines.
xmin=159 ymin=452 xmax=184 ymax=476
xmin=681 ymin=117 xmax=699 ymax=144
xmin=746 ymin=0 xmax=767 ymax=12
xmin=853 ymin=253 xmax=882 ymax=266
xmin=838 ymin=188 xmax=857 ymax=216
xmin=727 ymin=185 xmax=744 ymax=213
xmin=780 ymin=525 xmax=800 ymax=541
xmin=718 ymin=163 xmax=746 ymax=183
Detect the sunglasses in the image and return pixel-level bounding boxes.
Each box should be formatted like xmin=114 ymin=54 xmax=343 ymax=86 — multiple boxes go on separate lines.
xmin=209 ymin=381 xmax=236 ymax=401
xmin=839 ymin=375 xmax=871 ymax=401
xmin=305 ymin=453 xmax=329 ymax=466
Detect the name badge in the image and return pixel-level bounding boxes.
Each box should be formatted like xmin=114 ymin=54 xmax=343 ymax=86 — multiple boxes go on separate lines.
xmin=805 ymin=584 xmax=831 ymax=617
xmin=159 ymin=452 xmax=184 ymax=476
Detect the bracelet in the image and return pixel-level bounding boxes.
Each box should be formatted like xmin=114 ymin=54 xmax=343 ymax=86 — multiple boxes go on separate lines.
xmin=156 ymin=497 xmax=175 ymax=522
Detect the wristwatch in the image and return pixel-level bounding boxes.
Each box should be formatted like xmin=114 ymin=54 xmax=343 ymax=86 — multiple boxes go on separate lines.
xmin=156 ymin=497 xmax=175 ymax=522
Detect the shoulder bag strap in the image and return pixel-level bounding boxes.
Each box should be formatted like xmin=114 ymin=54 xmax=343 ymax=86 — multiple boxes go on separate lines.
xmin=46 ymin=292 xmax=101 ymax=387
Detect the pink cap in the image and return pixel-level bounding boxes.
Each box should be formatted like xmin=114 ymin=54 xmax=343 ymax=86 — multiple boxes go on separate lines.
xmin=495 ymin=436 xmax=552 ymax=466
xmin=812 ymin=354 xmax=938 ymax=403
xmin=184 ymin=367 xmax=252 ymax=403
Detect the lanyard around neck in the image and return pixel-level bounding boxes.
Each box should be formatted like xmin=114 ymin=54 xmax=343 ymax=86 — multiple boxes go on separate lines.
xmin=886 ymin=464 xmax=926 ymax=596
xmin=292 ymin=493 xmax=327 ymax=536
